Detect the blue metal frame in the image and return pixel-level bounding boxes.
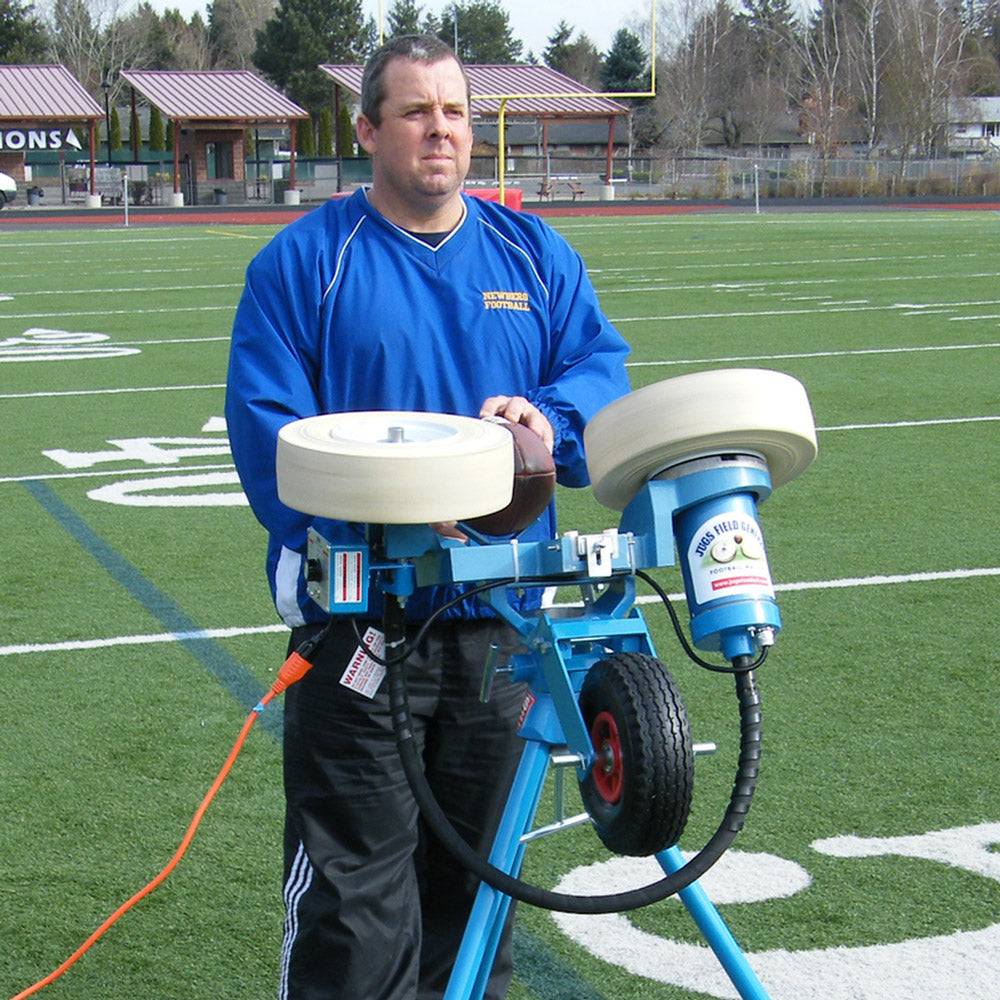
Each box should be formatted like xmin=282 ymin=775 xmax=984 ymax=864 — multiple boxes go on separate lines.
xmin=312 ymin=462 xmax=779 ymax=1000
xmin=441 ymin=614 xmax=769 ymax=1000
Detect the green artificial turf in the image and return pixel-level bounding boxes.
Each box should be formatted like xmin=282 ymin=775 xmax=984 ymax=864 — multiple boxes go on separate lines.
xmin=2 ymin=210 xmax=998 ymax=999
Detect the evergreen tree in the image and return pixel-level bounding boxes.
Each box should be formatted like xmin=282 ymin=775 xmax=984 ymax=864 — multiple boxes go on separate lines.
xmin=543 ymin=20 xmax=602 ymax=88
xmin=420 ymin=10 xmax=439 ymax=36
xmin=148 ymin=104 xmax=165 ymax=151
xmin=742 ymin=0 xmax=796 ymax=38
xmin=130 ymin=105 xmax=142 ymax=158
xmin=740 ymin=0 xmax=798 ymax=75
xmin=337 ymin=102 xmax=355 ymax=155
xmin=0 ymin=0 xmax=49 ymax=62
xmin=963 ymin=22 xmax=1000 ymax=94
xmin=254 ymin=0 xmax=372 ymax=116
xmin=386 ymin=0 xmax=422 ymax=38
xmin=438 ymin=1 xmax=523 ymax=62
xmin=980 ymin=0 xmax=1000 ymax=66
xmin=298 ymin=114 xmax=315 ymax=155
xmin=318 ymin=106 xmax=334 ymax=155
xmin=543 ymin=19 xmax=573 ymax=67
xmin=601 ymin=28 xmax=648 ymax=92
xmin=109 ymin=105 xmax=123 ymax=152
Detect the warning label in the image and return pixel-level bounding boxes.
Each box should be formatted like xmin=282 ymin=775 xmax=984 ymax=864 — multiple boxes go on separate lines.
xmin=340 ymin=626 xmax=386 ymax=699
xmin=333 ymin=549 xmax=364 ymax=605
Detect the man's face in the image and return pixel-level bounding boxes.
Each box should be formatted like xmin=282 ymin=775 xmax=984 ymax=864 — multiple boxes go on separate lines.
xmin=357 ymin=56 xmax=473 ymax=219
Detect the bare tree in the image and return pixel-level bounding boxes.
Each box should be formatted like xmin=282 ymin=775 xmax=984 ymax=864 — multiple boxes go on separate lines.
xmin=734 ymin=70 xmax=789 ymax=150
xmin=46 ymin=0 xmax=127 ymax=90
xmin=838 ymin=0 xmax=893 ymax=151
xmin=657 ymin=0 xmax=742 ymax=150
xmin=726 ymin=1 xmax=803 ymax=152
xmin=977 ymin=0 xmax=1000 ymax=67
xmin=115 ymin=2 xmax=169 ymax=67
xmin=793 ymin=1 xmax=852 ymax=193
xmin=164 ymin=9 xmax=211 ymax=68
xmin=880 ymin=0 xmax=971 ymax=172
xmin=210 ymin=0 xmax=275 ymax=69
xmin=114 ymin=4 xmax=212 ymax=70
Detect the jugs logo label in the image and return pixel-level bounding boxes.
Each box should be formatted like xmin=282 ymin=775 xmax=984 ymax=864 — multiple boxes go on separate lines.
xmin=687 ymin=511 xmax=774 ymax=605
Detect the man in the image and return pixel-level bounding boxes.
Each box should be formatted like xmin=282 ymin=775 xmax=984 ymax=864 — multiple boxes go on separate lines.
xmin=226 ymin=34 xmax=631 ymax=1000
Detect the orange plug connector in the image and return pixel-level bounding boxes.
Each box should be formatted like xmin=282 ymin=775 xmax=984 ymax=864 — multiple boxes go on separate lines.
xmin=256 ymin=648 xmax=316 ymax=711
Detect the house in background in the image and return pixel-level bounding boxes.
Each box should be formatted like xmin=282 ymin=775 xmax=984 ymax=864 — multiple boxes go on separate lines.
xmin=948 ymin=96 xmax=1000 ymax=154
xmin=472 ymin=119 xmax=628 ymax=158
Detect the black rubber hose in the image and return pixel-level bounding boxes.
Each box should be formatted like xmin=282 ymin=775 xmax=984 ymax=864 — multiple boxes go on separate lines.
xmin=386 ymin=596 xmax=763 ymax=914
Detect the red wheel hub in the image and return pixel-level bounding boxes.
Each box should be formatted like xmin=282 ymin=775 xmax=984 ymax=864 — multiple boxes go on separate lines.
xmin=589 ymin=711 xmax=624 ymax=804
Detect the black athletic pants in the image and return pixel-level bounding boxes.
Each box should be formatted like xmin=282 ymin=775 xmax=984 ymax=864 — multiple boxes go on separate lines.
xmin=280 ymin=617 xmax=527 ymax=1000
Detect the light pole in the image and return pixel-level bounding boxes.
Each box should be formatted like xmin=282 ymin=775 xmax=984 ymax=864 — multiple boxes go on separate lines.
xmin=101 ymin=73 xmax=112 ymax=167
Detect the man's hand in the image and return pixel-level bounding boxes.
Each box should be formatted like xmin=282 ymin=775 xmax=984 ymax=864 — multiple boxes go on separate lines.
xmin=430 ymin=521 xmax=468 ymax=543
xmin=429 ymin=399 xmax=553 ymax=542
xmin=479 ymin=395 xmax=554 ymax=454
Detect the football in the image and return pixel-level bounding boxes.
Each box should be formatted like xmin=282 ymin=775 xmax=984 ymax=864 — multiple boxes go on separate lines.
xmin=464 ymin=417 xmax=556 ymax=535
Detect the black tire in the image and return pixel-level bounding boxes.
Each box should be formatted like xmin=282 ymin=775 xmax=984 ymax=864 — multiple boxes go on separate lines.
xmin=578 ymin=652 xmax=694 ymax=856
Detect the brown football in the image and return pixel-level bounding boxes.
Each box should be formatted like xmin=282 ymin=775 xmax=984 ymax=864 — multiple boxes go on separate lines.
xmin=464 ymin=418 xmax=556 ymax=535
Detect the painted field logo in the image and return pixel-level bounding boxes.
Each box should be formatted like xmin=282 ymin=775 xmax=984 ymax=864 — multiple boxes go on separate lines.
xmin=552 ymin=822 xmax=1000 ymax=1000
xmin=42 ymin=419 xmax=247 ymax=508
xmin=1 ymin=328 xmax=140 ymax=362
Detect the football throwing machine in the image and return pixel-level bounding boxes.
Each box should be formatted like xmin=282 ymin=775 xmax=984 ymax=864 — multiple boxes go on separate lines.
xmin=275 ymin=368 xmax=818 ymax=1000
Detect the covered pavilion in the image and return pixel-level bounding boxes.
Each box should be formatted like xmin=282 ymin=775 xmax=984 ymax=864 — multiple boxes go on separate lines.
xmin=0 ymin=64 xmax=105 ymax=206
xmin=119 ymin=70 xmax=308 ymax=206
xmin=319 ymin=63 xmax=630 ymax=194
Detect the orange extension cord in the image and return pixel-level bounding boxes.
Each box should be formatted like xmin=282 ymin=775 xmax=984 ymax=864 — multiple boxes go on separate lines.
xmin=8 ymin=649 xmax=315 ymax=1000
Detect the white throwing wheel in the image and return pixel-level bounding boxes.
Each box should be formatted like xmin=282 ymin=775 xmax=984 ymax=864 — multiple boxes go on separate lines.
xmin=276 ymin=411 xmax=514 ymax=523
xmin=584 ymin=369 xmax=817 ymax=511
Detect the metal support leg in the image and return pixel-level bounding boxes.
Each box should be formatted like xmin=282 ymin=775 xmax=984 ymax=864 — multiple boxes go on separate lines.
xmin=657 ymin=844 xmax=771 ymax=1000
xmin=445 ymin=758 xmax=771 ymax=1000
xmin=444 ymin=739 xmax=553 ymax=1000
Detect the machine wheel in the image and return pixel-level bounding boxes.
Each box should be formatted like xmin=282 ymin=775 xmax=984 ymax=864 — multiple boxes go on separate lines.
xmin=276 ymin=411 xmax=514 ymax=523
xmin=578 ymin=652 xmax=694 ymax=856
xmin=584 ymin=368 xmax=818 ymax=511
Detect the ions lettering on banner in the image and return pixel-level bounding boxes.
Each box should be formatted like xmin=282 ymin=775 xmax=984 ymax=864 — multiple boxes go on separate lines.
xmin=0 ymin=129 xmax=82 ymax=152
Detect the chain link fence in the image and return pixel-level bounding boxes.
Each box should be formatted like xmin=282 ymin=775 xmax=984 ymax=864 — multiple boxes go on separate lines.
xmin=22 ymin=150 xmax=1000 ymax=206
xmin=469 ymin=151 xmax=1000 ymax=202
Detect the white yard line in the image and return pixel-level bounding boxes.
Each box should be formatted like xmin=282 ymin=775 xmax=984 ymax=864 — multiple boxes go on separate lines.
xmin=3 ymin=566 xmax=998 ymax=657
xmin=4 ymin=342 xmax=998 ymax=400
xmin=0 ymin=382 xmax=225 ymax=400
xmin=626 ymin=342 xmax=1000 ymax=367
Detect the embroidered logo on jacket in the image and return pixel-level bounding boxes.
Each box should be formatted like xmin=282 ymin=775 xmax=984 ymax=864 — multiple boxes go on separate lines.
xmin=482 ymin=290 xmax=531 ymax=312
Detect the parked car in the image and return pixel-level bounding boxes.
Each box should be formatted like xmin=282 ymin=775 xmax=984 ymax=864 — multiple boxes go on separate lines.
xmin=0 ymin=171 xmax=17 ymax=207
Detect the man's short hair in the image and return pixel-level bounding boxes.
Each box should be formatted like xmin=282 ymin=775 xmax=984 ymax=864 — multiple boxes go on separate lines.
xmin=361 ymin=34 xmax=471 ymax=127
